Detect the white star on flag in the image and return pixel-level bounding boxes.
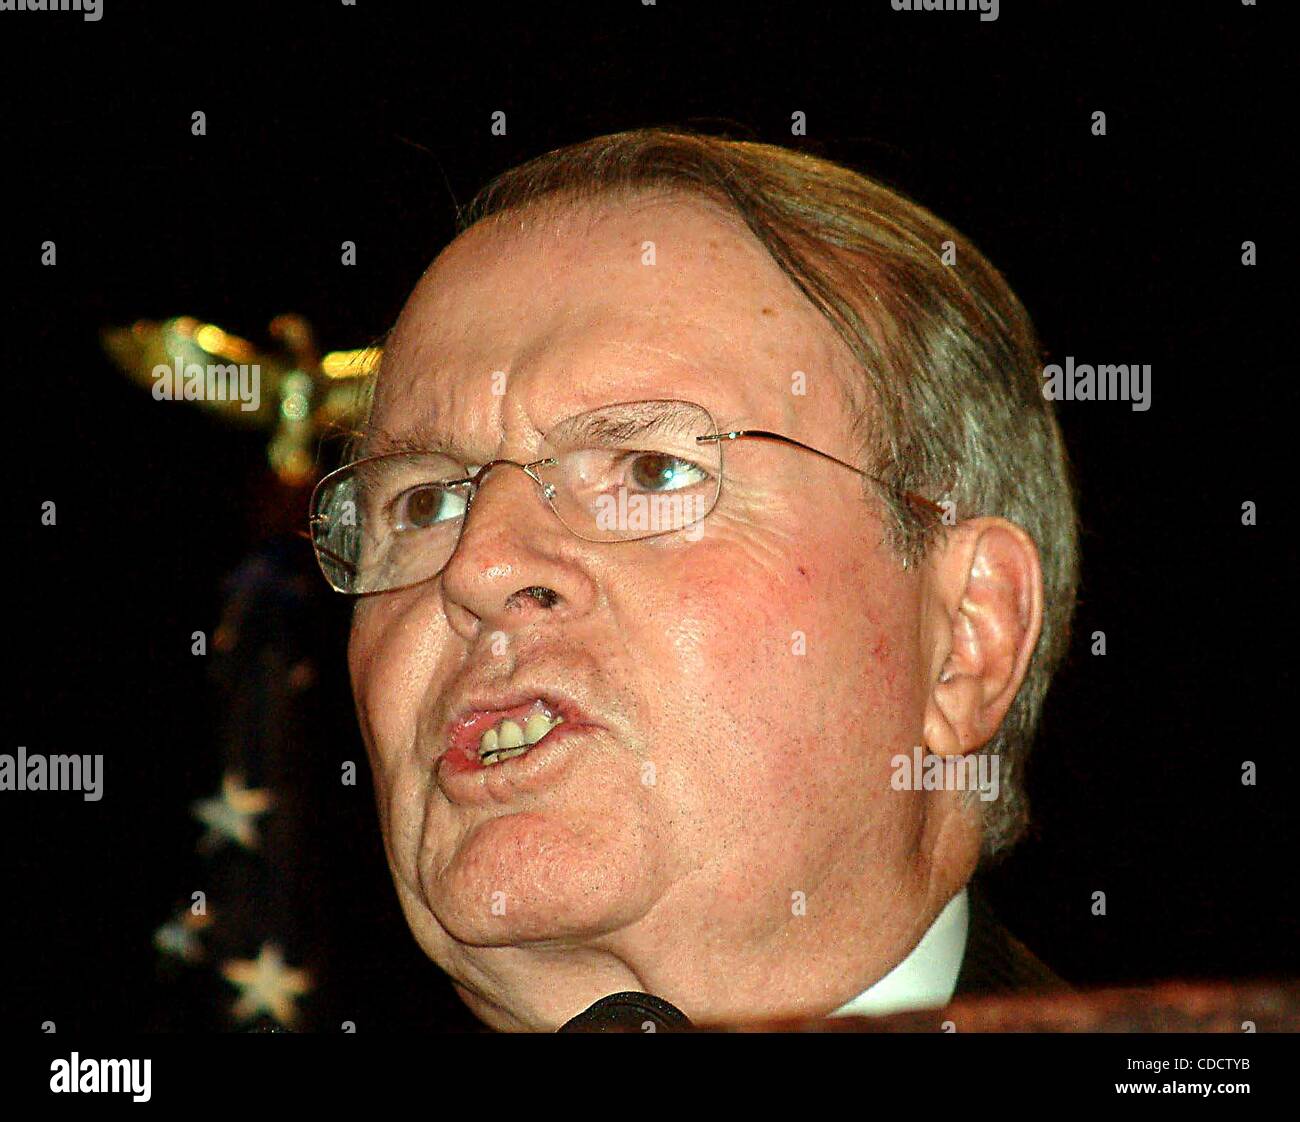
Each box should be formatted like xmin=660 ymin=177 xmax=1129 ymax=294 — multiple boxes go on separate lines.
xmin=221 ymin=943 xmax=313 ymax=1028
xmin=190 ymin=772 xmax=274 ymax=852
xmin=152 ymin=909 xmax=211 ymax=963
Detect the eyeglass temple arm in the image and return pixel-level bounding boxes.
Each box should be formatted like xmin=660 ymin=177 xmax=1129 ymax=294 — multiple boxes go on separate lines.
xmin=697 ymin=430 xmax=947 ymax=518
xmin=295 ymin=528 xmax=359 ymax=575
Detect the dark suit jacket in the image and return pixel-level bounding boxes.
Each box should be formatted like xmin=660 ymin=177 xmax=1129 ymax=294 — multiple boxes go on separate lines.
xmin=952 ymin=882 xmax=1070 ymax=998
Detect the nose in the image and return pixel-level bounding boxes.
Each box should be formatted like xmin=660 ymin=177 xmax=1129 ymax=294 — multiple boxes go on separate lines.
xmin=437 ymin=459 xmax=596 ymax=644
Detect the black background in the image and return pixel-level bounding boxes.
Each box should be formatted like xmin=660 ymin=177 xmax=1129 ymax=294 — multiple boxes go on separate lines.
xmin=1 ymin=0 xmax=1294 ymax=1031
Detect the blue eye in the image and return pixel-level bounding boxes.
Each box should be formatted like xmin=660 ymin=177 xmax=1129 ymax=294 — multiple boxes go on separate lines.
xmin=628 ymin=452 xmax=710 ymax=492
xmin=393 ymin=484 xmax=467 ymax=530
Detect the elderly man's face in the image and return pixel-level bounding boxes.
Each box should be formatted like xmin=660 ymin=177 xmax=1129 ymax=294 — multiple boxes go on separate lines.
xmin=349 ymin=193 xmax=974 ymax=1029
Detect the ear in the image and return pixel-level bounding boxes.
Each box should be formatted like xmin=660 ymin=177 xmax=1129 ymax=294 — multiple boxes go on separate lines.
xmin=921 ymin=517 xmax=1043 ymax=757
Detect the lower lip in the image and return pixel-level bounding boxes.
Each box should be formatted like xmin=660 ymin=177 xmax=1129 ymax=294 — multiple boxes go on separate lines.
xmin=435 ymin=722 xmax=593 ymax=803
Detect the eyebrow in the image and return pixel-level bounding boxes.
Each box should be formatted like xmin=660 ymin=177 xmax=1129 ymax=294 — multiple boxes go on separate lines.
xmin=359 ymin=401 xmax=709 ymax=460
xmin=555 ymin=400 xmax=705 ymax=442
xmin=358 ymin=423 xmax=471 ymax=460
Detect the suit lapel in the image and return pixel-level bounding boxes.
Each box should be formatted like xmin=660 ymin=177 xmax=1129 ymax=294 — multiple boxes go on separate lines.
xmin=953 ymin=881 xmax=1070 ymax=998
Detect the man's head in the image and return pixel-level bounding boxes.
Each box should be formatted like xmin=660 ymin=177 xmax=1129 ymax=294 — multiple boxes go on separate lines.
xmin=343 ymin=129 xmax=1078 ymax=1030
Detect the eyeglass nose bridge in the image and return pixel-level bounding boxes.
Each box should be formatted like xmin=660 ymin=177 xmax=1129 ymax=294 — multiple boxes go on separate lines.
xmin=438 ymin=456 xmax=568 ymax=575
xmin=457 ymin=455 xmax=563 ymax=527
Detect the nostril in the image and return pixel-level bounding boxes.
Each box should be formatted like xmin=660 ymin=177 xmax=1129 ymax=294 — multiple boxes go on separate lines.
xmin=513 ymin=586 xmax=558 ymax=609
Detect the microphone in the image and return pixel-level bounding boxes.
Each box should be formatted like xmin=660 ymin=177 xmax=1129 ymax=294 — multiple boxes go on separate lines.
xmin=557 ymin=991 xmax=693 ymax=1033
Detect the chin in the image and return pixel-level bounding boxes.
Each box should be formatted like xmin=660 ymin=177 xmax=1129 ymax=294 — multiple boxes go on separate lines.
xmin=417 ymin=814 xmax=652 ymax=947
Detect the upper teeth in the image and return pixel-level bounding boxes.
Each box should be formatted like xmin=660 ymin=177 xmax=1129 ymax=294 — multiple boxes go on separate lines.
xmin=478 ymin=700 xmax=564 ymax=763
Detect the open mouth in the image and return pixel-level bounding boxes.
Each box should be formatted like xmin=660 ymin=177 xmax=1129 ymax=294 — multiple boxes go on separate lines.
xmin=443 ymin=697 xmax=570 ymax=771
xmin=475 ymin=700 xmax=565 ymax=766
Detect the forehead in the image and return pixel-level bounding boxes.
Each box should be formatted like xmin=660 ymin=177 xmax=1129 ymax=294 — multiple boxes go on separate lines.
xmin=365 ymin=192 xmax=859 ymax=454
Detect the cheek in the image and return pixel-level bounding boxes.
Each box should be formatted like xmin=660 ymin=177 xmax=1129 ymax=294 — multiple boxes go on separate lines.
xmin=623 ymin=542 xmax=925 ymax=893
xmin=815 ymin=551 xmax=925 ymax=743
xmin=658 ymin=542 xmax=911 ymax=682
xmin=649 ymin=545 xmax=809 ymax=681
xmin=837 ymin=559 xmax=918 ymax=706
xmin=647 ymin=541 xmax=923 ymax=768
xmin=633 ymin=542 xmax=842 ymax=791
xmin=348 ymin=596 xmax=441 ymax=761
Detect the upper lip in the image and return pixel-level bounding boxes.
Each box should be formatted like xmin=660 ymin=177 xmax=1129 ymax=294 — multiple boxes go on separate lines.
xmin=437 ymin=683 xmax=597 ymax=761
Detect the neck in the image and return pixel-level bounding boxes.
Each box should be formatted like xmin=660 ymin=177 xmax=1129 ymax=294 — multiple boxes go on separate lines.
xmin=454 ymin=849 xmax=963 ymax=1030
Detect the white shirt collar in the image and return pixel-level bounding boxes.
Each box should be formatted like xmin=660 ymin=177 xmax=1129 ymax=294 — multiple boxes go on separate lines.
xmin=827 ymin=888 xmax=969 ymax=1018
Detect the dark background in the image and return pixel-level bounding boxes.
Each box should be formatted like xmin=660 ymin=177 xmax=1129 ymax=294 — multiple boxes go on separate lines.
xmin=1 ymin=0 xmax=1294 ymax=1031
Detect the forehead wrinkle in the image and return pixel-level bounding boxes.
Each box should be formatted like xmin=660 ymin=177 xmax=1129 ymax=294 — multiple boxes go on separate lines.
xmin=601 ymin=289 xmax=851 ymax=442
xmin=370 ymin=195 xmax=864 ymax=460
xmin=362 ymin=327 xmax=842 ymax=463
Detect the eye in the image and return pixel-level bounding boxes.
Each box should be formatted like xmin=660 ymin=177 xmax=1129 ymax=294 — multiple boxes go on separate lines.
xmin=392 ymin=483 xmax=467 ymax=531
xmin=627 ymin=452 xmax=710 ymax=492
